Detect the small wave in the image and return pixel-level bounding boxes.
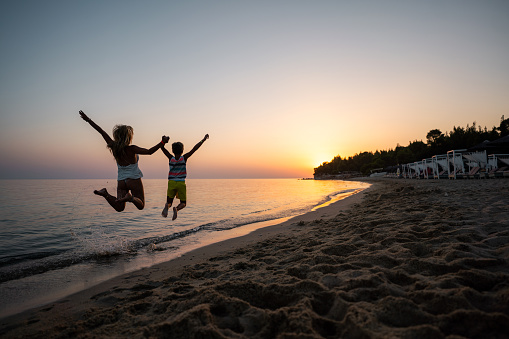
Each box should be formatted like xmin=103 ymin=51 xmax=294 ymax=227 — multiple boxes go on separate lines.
xmin=0 ymin=250 xmax=65 ymax=268
xmin=0 ymin=186 xmax=362 ymax=284
xmin=0 ymin=250 xmax=89 ymax=284
xmin=242 ymin=208 xmax=271 ymax=216
xmin=0 ymin=241 xmax=141 ymax=284
xmin=0 ymin=225 xmax=211 ymax=283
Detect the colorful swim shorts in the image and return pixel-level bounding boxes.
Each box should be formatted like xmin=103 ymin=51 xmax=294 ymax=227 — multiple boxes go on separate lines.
xmin=167 ymin=180 xmax=187 ymax=202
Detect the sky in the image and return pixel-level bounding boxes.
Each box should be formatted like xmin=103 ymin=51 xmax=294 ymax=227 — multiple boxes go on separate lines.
xmin=1 ymin=0 xmax=508 ymax=179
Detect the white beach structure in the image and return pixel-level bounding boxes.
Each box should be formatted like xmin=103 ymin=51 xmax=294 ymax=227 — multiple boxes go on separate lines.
xmin=462 ymin=150 xmax=487 ymax=178
xmin=409 ymin=162 xmax=416 ymax=178
xmin=412 ymin=163 xmax=420 ymax=179
xmin=404 ymin=163 xmax=415 ymax=179
xmin=487 ymin=154 xmax=509 ymax=177
xmin=405 ymin=163 xmax=414 ymax=178
xmin=487 ymin=154 xmax=497 ymax=172
xmin=422 ymin=158 xmax=434 ymax=179
xmin=411 ymin=162 xmax=422 ymax=179
xmin=400 ymin=149 xmax=508 ymax=180
xmin=432 ymin=154 xmax=448 ymax=179
xmin=417 ymin=160 xmax=424 ymax=179
xmin=447 ymin=149 xmax=467 ymax=179
xmin=403 ymin=164 xmax=408 ymax=178
xmin=401 ymin=163 xmax=409 ymax=178
xmin=499 ymin=156 xmax=509 ymax=167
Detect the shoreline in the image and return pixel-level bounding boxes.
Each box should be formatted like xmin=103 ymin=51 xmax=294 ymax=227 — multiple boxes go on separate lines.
xmin=2 ymin=178 xmax=508 ymax=338
xmin=0 ymin=182 xmax=371 ymax=321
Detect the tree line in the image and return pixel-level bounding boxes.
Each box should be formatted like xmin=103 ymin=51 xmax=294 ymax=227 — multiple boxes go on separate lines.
xmin=314 ymin=116 xmax=509 ymax=176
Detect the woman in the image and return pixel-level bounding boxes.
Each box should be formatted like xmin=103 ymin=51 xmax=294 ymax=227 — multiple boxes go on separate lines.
xmin=79 ymin=110 xmax=169 ymax=212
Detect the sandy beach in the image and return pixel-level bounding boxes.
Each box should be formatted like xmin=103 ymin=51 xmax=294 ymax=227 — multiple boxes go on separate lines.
xmin=1 ymin=178 xmax=508 ymax=338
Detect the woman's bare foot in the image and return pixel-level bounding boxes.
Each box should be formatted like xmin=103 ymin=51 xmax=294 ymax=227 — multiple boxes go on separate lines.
xmin=94 ymin=188 xmax=108 ymax=197
xmin=162 ymin=203 xmax=169 ymax=218
xmin=116 ymin=192 xmax=133 ymax=203
xmin=172 ymin=207 xmax=178 ymax=220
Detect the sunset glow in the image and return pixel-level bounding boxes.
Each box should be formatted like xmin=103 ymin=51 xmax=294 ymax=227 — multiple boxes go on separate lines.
xmin=1 ymin=1 xmax=508 ymax=179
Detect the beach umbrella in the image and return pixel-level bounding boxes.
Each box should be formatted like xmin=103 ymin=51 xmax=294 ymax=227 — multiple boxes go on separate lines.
xmin=486 ymin=135 xmax=509 ymax=152
xmin=467 ymin=140 xmax=493 ymax=151
xmin=487 ymin=135 xmax=509 ymax=146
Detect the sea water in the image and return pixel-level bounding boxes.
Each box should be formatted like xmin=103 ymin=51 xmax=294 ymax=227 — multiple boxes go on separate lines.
xmin=0 ymin=178 xmax=368 ymax=318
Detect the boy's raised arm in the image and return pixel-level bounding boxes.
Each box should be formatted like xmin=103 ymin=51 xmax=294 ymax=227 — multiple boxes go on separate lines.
xmin=161 ymin=144 xmax=173 ymax=159
xmin=79 ymin=110 xmax=113 ymax=145
xmin=184 ymin=134 xmax=209 ymax=160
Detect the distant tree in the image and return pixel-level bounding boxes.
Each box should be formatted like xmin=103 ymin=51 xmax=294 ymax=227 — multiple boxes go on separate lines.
xmin=396 ymin=147 xmax=415 ymax=164
xmin=425 ymin=129 xmax=447 ymax=155
xmin=499 ymin=115 xmax=509 ymax=137
xmin=448 ymin=126 xmax=467 ymax=150
xmin=407 ymin=140 xmax=427 ymax=160
xmin=426 ymin=129 xmax=443 ymax=145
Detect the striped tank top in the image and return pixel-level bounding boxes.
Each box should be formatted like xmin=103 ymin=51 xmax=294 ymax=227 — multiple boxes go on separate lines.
xmin=168 ymin=156 xmax=186 ymax=181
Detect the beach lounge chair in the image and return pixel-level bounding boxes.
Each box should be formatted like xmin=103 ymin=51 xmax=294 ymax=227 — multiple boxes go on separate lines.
xmin=463 ymin=151 xmax=487 ymax=179
xmin=432 ymin=155 xmax=448 ymax=179
xmin=447 ymin=149 xmax=467 ymax=179
xmin=420 ymin=158 xmax=433 ymax=179
xmin=494 ymin=166 xmax=508 ymax=178
xmin=467 ymin=166 xmax=480 ymax=179
xmin=487 ymin=154 xmax=509 ymax=178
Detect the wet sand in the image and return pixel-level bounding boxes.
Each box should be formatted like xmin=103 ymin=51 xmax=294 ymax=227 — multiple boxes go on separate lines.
xmin=1 ymin=178 xmax=508 ymax=338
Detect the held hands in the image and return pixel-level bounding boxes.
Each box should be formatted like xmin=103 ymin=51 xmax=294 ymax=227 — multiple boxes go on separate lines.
xmin=161 ymin=136 xmax=170 ymax=144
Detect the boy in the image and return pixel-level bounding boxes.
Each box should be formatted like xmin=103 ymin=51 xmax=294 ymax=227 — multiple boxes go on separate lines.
xmin=161 ymin=134 xmax=209 ymax=220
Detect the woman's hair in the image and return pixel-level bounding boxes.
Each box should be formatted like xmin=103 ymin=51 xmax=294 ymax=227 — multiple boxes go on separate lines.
xmin=108 ymin=124 xmax=133 ymax=160
xmin=172 ymin=142 xmax=184 ymax=156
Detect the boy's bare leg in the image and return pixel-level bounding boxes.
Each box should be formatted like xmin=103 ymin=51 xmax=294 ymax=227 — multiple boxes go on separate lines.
xmin=162 ymin=197 xmax=173 ymax=218
xmin=172 ymin=202 xmax=186 ymax=220
xmin=162 ymin=203 xmax=170 ymax=218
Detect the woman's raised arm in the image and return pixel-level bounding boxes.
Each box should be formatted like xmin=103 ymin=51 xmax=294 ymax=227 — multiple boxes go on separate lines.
xmin=131 ymin=136 xmax=169 ymax=155
xmin=79 ymin=110 xmax=113 ymax=145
